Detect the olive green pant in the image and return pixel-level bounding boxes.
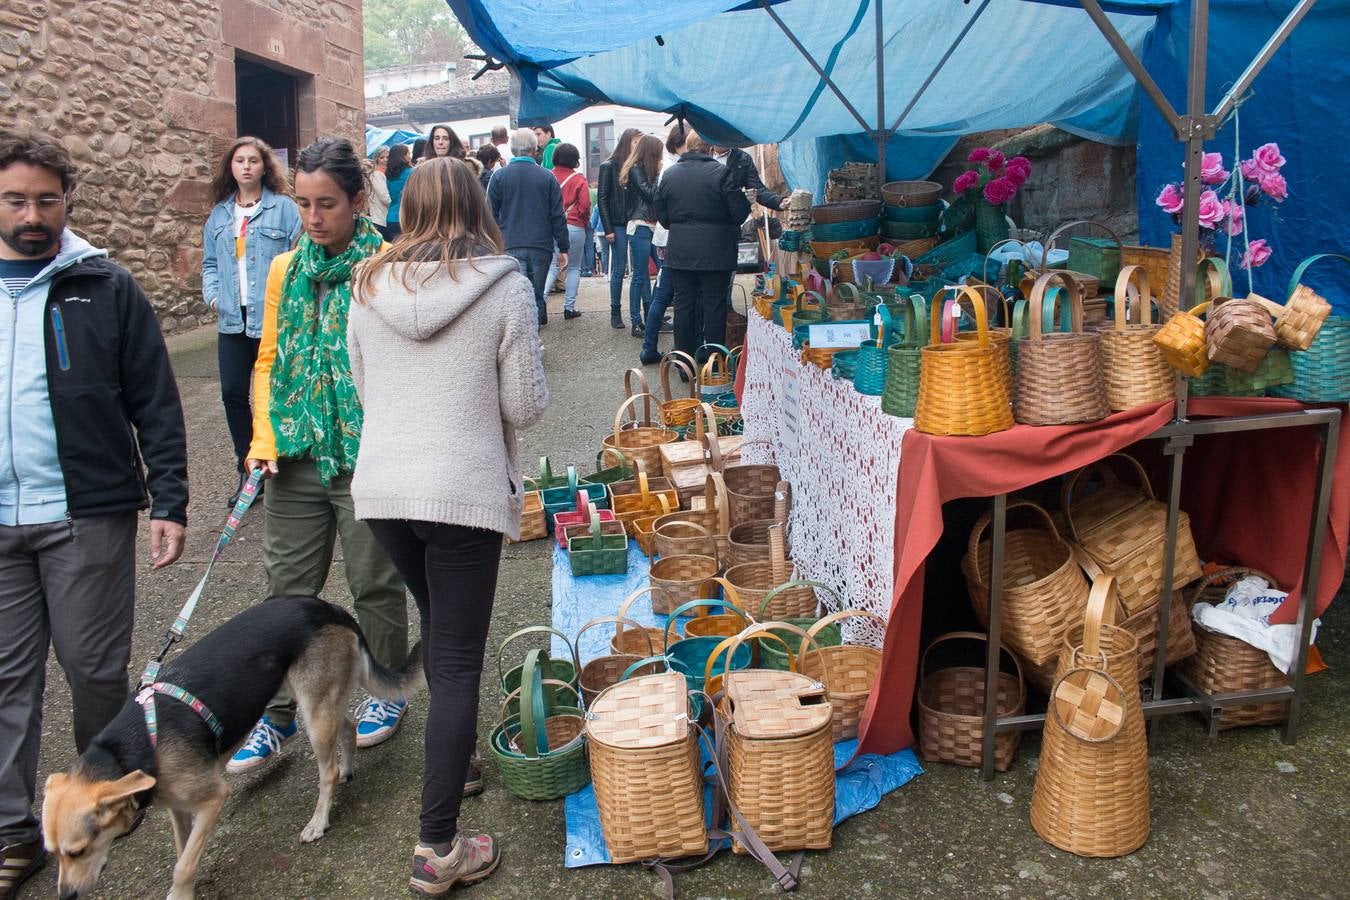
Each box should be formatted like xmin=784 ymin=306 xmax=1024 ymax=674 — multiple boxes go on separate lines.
xmin=262 ymin=458 xmax=408 ymax=727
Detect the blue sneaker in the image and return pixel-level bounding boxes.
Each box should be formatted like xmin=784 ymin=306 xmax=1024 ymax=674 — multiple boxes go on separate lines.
xmin=226 ymin=716 xmax=298 ymax=774
xmin=355 ymin=697 xmax=407 ymax=748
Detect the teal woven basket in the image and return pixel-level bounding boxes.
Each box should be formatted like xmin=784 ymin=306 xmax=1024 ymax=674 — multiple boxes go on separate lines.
xmin=831 ymin=349 xmax=860 ymax=381
xmin=811 ymin=217 xmax=881 ymax=242
xmin=883 ymin=202 xmax=942 ymax=224
xmin=1269 ymin=254 xmax=1350 ymax=403
xmin=914 ymin=230 xmax=978 ymax=270
xmin=852 ymin=304 xmax=895 ymax=396
xmin=882 ymin=219 xmax=940 ymax=240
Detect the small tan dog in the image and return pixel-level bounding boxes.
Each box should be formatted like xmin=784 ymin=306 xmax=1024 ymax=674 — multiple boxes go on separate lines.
xmin=42 ymin=595 xmax=423 ymax=900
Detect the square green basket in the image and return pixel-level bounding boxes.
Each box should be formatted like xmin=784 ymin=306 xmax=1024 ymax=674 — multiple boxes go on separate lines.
xmin=567 ymin=514 xmax=629 ymax=576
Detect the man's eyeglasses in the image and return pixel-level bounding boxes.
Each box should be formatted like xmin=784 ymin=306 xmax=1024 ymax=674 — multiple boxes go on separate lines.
xmin=0 ymin=196 xmax=68 ymax=212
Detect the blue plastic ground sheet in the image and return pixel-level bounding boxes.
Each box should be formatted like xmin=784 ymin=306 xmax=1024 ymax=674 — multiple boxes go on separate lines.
xmin=549 ymin=542 xmax=923 ymax=868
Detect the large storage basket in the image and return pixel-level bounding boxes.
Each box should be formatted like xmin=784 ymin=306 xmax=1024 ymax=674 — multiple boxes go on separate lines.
xmin=799 ymin=610 xmax=884 ymax=741
xmin=587 ymin=672 xmax=707 ymax=863
xmin=1013 ymin=272 xmax=1108 ymax=426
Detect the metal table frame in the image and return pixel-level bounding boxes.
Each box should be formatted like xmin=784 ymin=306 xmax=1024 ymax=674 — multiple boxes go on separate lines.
xmin=977 ymin=406 xmax=1341 ymax=780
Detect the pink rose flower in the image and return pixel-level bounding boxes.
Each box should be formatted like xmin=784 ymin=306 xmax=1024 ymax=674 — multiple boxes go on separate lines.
xmin=1200 ymin=151 xmax=1228 ymax=185
xmin=967 ymin=147 xmax=991 ymax=163
xmin=1242 ymin=238 xmax=1272 ymax=269
xmin=1196 ymin=189 xmax=1224 ymax=230
xmin=1155 ymin=182 xmax=1184 ymax=214
xmin=1240 ymin=157 xmax=1263 ymax=182
xmin=1259 ymin=170 xmax=1288 ymax=202
xmin=1005 ymin=165 xmax=1028 ymax=187
xmin=983 ymin=176 xmax=1016 ymax=206
xmin=953 ymin=170 xmax=979 ymax=194
xmin=1253 ymin=142 xmax=1286 ymax=172
xmin=1007 ymin=156 xmax=1031 ymax=177
xmin=1222 ymin=199 xmax=1244 ymax=237
xmin=986 ymin=150 xmax=1006 ymax=173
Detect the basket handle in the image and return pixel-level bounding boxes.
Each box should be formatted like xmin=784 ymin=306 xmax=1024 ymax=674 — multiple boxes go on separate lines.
xmin=1036 ymin=219 xmax=1124 ymax=271
xmin=724 ymin=621 xmax=825 ymax=692
xmin=496 ymin=624 xmax=580 ymax=689
xmin=654 ymin=519 xmax=712 ymax=541
xmin=518 ymin=649 xmax=549 ymax=757
xmin=757 ymin=578 xmax=840 ymax=619
xmin=981 ymin=237 xmax=1027 ymax=287
xmin=624 ymin=367 xmax=653 ymax=424
xmin=1198 ymin=257 xmax=1232 ymax=303
xmin=1080 ymin=571 xmax=1118 ymax=660
xmin=612 ymin=392 xmax=664 ymax=441
xmin=918 ymin=631 xmax=1024 ymax=702
xmin=615 ymin=586 xmax=659 ymax=630
xmin=1027 ymin=271 xmax=1083 ymax=340
xmin=773 ymin=480 xmax=791 ymax=524
xmin=692 ymin=401 xmax=718 ymax=448
xmin=661 ymin=353 xmax=697 ymax=402
xmin=962 ymin=279 xmax=1011 ymax=330
xmin=1286 ymin=253 xmax=1350 ymax=300
xmin=896 ymin=294 xmax=929 ymax=349
xmin=699 ymin=629 xmax=790 ymax=694
xmin=619 ymin=654 xmax=674 ymax=681
xmin=701 ymin=426 xmax=725 ymax=476
xmin=592 ymin=447 xmax=631 ymax=480
xmin=573 ymin=614 xmax=654 ymax=665
xmin=833 ymin=282 xmax=861 ymax=305
xmin=805 ymin=608 xmax=886 ymax=645
xmin=710 ymin=576 xmax=747 ymax=616
xmin=768 ymin=523 xmax=789 ymax=585
xmin=1060 ymin=452 xmax=1156 ymax=543
xmin=710 ymin=472 xmax=730 ymax=536
xmin=663 ymin=598 xmax=750 ymax=650
xmin=930 ymin=285 xmax=991 ymax=348
xmin=1112 ymin=264 xmax=1155 ymax=329
xmin=965 ymin=501 xmax=1067 ymax=587
xmin=498 ymin=676 xmax=579 ymax=738
xmin=1188 ymin=565 xmax=1280 ymax=606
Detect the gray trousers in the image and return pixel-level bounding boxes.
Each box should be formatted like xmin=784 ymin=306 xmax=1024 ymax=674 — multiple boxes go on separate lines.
xmin=263 ymin=459 xmax=408 ymax=727
xmin=0 ymin=513 xmax=137 ymax=844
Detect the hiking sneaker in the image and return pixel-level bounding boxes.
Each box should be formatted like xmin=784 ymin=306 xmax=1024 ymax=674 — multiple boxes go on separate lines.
xmin=356 ymin=697 xmax=407 ymax=748
xmin=410 ymin=833 xmax=500 ymax=896
xmin=463 ymin=754 xmax=483 ymax=798
xmin=226 ymin=716 xmax=298 ymax=774
xmin=0 ymin=839 xmax=46 ymax=900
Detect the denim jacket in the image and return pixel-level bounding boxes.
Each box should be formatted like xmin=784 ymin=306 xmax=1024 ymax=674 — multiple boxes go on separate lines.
xmin=201 ymin=187 xmax=301 ymax=337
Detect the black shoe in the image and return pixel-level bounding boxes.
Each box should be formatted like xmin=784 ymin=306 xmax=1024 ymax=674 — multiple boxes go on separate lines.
xmin=631 ymin=323 xmax=644 ymax=337
xmin=0 ymin=839 xmax=47 ymax=899
xmin=610 ymin=311 xmax=625 ymax=329
xmin=538 ymin=314 xmax=548 ymax=327
xmin=639 ymin=350 xmax=662 ymax=366
xmin=563 ymin=309 xmax=583 ymax=320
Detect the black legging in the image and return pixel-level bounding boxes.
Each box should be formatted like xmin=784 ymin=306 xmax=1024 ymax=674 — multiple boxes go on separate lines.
xmin=670 ymin=268 xmax=732 ymax=357
xmin=365 ymin=519 xmax=501 ymax=844
xmin=217 ymin=330 xmax=261 ymax=472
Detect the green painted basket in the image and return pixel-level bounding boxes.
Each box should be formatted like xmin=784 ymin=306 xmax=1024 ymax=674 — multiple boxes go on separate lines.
xmin=811 ymin=217 xmax=881 ymax=243
xmin=882 ymin=219 xmax=941 ymax=240
xmin=579 ymin=447 xmax=633 ymax=490
xmin=1225 ymin=347 xmax=1294 ymax=395
xmin=499 ymin=625 xmax=579 ymax=695
xmin=567 ymin=513 xmax=629 ymax=577
xmin=883 ymin=202 xmax=942 ymax=223
xmin=523 ymin=456 xmax=571 ymax=491
xmin=880 ymin=294 xmax=929 ymax=418
xmin=1189 ymin=364 xmax=1260 ymax=397
xmin=490 ymin=649 xmax=589 ymax=801
xmin=1269 ymin=254 xmax=1350 ymax=403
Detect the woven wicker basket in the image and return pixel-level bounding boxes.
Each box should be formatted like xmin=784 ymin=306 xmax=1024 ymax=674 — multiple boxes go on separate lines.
xmin=882 ymin=180 xmax=942 ymax=208
xmin=1120 ymin=244 xmax=1171 ymax=310
xmin=1153 ymin=301 xmax=1211 ymax=377
xmin=914 ymin=285 xmax=1014 ymax=436
xmin=631 ymin=494 xmax=676 ymax=556
xmin=658 ymin=352 xmax=702 ymax=427
xmin=723 ymin=523 xmax=810 ymax=618
xmin=918 ymin=631 xmax=1024 ymax=771
xmin=1013 ymin=272 xmax=1109 ymax=426
xmin=574 ymin=615 xmax=656 ymax=709
xmin=682 ymin=578 xmax=754 ymax=641
xmin=1180 ymin=567 xmax=1289 ymax=728
xmin=652 ymin=474 xmax=730 ymax=565
xmin=512 ymin=490 xmax=547 ymax=543
xmin=1062 ymin=453 xmax=1204 ymax=617
xmin=811 ymin=199 xmax=881 ymax=224
xmin=799 ymin=610 xmax=885 ymax=741
xmin=1030 ymin=573 xmax=1149 ymax=858
xmin=604 ymin=391 xmax=680 ymax=477
xmin=722 ymin=443 xmax=782 ymax=528
xmin=725 ymin=483 xmax=790 ymax=568
xmin=1100 ymin=265 xmax=1173 ymax=411
xmin=587 ymin=671 xmax=707 ymax=863
xmin=880 ymin=293 xmax=929 ymax=418
xmin=718 ymin=624 xmax=835 ymax=854
xmin=650 ymin=554 xmax=720 ymax=615
xmin=608 ymin=457 xmax=680 ymax=532
xmin=1206 ymin=295 xmax=1276 ymax=373
xmin=962 ymin=501 xmax=1091 ymax=666
xmin=490 ymin=650 xmax=590 ymax=801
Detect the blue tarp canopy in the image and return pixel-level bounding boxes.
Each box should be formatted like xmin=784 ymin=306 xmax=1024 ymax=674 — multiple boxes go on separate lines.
xmin=364 ymin=125 xmax=425 ymax=156
xmin=444 ymin=0 xmax=1350 ymax=305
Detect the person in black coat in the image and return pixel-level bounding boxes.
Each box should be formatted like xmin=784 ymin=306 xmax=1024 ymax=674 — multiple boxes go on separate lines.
xmin=707 ymin=145 xmax=790 ymax=211
xmin=654 ymin=123 xmax=752 ymax=357
xmin=596 ymin=127 xmax=641 ymax=329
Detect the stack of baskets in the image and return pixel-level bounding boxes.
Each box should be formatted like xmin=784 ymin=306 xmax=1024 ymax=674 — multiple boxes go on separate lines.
xmin=490 ymin=648 xmax=589 ymax=801
xmin=810 ymin=200 xmax=882 ymax=280
xmin=880 ymin=181 xmax=942 ymax=247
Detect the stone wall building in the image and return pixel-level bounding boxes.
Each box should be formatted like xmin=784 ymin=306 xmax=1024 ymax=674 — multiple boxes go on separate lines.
xmin=0 ymin=0 xmax=365 ymax=331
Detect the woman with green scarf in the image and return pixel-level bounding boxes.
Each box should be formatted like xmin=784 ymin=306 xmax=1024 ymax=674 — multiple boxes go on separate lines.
xmin=230 ymin=138 xmax=412 ymax=773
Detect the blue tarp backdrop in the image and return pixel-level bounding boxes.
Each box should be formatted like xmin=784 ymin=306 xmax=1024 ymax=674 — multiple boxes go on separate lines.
xmin=442 ymin=0 xmax=1350 ymax=321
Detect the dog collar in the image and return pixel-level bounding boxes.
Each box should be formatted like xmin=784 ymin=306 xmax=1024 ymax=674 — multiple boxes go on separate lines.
xmin=136 ymin=683 xmax=224 ymax=750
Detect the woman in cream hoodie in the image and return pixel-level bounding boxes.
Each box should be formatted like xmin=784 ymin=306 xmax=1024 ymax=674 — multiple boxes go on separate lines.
xmin=348 ymin=157 xmax=548 ymax=895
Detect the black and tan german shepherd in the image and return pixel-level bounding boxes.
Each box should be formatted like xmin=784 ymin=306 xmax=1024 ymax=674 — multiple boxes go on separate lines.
xmin=41 ymin=595 xmax=423 ymax=900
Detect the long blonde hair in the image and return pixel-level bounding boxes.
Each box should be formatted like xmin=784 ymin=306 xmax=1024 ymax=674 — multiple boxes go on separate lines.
xmin=619 ymin=134 xmax=663 ymax=187
xmin=355 ymin=158 xmax=504 ymax=297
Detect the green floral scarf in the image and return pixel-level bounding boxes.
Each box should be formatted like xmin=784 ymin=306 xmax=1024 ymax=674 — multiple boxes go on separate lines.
xmin=269 ymin=218 xmax=383 ymax=483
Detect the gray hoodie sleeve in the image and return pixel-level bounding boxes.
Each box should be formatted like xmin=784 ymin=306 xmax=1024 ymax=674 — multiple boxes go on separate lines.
xmin=498 ymin=277 xmax=549 ymax=430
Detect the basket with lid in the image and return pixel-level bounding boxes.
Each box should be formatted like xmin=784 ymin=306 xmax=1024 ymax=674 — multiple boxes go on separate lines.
xmin=586 ymin=670 xmax=708 ymax=863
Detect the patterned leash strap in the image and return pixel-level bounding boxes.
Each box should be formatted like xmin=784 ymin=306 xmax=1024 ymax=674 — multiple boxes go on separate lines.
xmin=139 ymin=469 xmax=264 ymax=687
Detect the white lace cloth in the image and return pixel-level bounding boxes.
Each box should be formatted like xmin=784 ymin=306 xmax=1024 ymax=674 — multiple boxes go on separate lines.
xmin=740 ymin=312 xmax=913 ymax=647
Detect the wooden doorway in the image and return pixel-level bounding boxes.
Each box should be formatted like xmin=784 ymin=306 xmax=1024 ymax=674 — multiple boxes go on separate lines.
xmin=236 ymin=57 xmax=301 ymax=168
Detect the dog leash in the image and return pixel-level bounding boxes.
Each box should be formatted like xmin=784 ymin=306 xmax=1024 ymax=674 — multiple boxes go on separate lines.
xmin=138 ymin=469 xmax=264 ymax=689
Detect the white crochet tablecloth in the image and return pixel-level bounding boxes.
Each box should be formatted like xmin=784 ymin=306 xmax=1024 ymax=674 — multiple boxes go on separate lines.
xmin=739 ymin=312 xmax=913 ymax=646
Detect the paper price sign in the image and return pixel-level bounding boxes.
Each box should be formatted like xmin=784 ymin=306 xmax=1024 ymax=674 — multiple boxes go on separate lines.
xmin=808 ymin=321 xmax=871 ymax=349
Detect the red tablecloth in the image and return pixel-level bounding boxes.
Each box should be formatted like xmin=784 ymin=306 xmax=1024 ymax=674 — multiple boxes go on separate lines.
xmin=855 ymin=397 xmax=1350 ymax=756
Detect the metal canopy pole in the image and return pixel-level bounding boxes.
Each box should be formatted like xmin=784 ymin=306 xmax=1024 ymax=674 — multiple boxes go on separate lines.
xmin=760 ymin=0 xmax=875 ymax=137
xmin=874 ymin=0 xmax=886 ymax=195
xmin=887 ymin=0 xmax=993 ymax=135
xmin=1212 ymin=0 xmax=1317 ymax=124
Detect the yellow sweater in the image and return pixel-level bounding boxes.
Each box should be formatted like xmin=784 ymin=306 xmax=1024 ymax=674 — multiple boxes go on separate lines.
xmin=246 ymin=251 xmax=295 ymax=462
